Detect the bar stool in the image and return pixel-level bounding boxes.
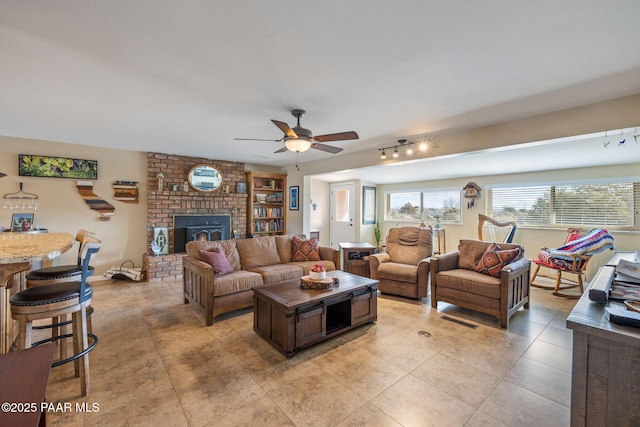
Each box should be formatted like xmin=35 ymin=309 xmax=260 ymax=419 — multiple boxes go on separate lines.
xmin=26 ymin=229 xmax=96 ymax=359
xmin=10 ymin=236 xmax=100 ymax=396
xmin=26 ymin=229 xmax=95 ymax=285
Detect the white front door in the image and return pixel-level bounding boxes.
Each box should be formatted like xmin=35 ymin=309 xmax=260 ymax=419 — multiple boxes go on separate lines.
xmin=330 ymin=182 xmax=356 ymax=249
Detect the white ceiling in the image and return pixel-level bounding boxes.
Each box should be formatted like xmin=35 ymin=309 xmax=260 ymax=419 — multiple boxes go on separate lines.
xmin=1 ymin=1 xmax=640 ymax=183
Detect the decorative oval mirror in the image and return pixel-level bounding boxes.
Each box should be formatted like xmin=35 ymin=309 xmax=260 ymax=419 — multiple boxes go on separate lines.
xmin=187 ymin=164 xmax=223 ymax=192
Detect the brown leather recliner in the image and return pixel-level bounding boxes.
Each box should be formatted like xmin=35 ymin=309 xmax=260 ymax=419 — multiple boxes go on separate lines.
xmin=369 ymin=227 xmax=432 ymax=299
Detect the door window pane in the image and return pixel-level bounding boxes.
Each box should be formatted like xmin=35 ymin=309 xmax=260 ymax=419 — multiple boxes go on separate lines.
xmin=335 ymin=188 xmax=350 ymax=222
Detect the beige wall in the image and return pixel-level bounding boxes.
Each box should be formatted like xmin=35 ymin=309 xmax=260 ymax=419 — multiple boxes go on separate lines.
xmin=1 ymin=136 xmax=148 ymax=274
xmin=376 ymin=163 xmax=640 ymax=279
xmin=2 ymin=93 xmax=639 ymax=278
xmin=285 ymin=94 xmax=640 ymax=279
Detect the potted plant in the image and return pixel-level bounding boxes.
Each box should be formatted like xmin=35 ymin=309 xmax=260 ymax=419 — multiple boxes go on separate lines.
xmin=374 ymin=221 xmax=382 ymax=252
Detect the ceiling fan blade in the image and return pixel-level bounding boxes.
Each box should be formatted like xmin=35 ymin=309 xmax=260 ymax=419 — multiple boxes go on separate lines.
xmin=271 ymin=120 xmax=298 ymax=138
xmin=311 ymin=143 xmax=343 ymax=154
xmin=274 ymin=146 xmax=289 ymax=153
xmin=233 ymin=138 xmax=282 ymax=142
xmin=313 ymin=131 xmax=359 ymax=142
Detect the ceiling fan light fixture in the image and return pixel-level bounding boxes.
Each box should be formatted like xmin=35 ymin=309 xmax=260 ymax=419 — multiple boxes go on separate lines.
xmin=285 ymin=137 xmax=312 ymax=153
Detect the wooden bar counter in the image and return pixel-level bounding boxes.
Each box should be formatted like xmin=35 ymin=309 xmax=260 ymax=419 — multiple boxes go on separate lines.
xmin=0 ymin=232 xmax=74 ymax=353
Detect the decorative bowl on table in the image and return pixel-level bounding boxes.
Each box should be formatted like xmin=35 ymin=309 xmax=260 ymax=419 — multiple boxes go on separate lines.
xmin=309 ymin=270 xmax=326 ymax=280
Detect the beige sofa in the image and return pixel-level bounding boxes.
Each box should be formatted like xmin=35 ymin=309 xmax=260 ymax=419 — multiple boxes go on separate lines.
xmin=183 ymin=234 xmax=339 ymax=325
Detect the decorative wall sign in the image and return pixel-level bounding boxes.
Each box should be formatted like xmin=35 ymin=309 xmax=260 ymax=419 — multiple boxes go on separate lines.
xmin=77 ymin=180 xmax=115 ymax=220
xmin=152 ymin=227 xmax=169 ymax=255
xmin=19 ymin=154 xmax=98 ymax=179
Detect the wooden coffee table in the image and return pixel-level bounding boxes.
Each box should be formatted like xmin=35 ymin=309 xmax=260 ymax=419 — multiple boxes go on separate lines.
xmin=253 ymin=270 xmax=378 ymax=357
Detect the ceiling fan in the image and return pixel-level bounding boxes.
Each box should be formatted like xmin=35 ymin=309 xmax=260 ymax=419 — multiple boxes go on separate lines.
xmin=234 ymin=109 xmax=359 ymax=154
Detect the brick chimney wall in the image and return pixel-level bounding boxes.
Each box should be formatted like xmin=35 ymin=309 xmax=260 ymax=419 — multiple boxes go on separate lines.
xmin=143 ymin=152 xmax=247 ymax=281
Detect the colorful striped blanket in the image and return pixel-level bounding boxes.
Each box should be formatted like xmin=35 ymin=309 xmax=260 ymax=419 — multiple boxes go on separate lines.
xmin=547 ymin=229 xmax=615 ymax=260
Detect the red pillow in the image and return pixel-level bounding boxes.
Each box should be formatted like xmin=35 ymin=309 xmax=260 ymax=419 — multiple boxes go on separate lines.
xmin=474 ymin=243 xmax=523 ymax=277
xmin=198 ymin=248 xmax=234 ymax=276
xmin=291 ymin=236 xmax=321 ymax=262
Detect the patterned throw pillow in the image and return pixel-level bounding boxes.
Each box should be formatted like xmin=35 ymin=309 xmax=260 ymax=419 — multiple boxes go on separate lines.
xmin=474 ymin=243 xmax=523 ymax=277
xmin=198 ymin=248 xmax=234 ymax=276
xmin=291 ymin=236 xmax=321 ymax=262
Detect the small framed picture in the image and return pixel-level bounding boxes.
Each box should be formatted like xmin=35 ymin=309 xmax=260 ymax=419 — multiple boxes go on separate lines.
xmin=11 ymin=213 xmax=35 ymax=232
xmin=289 ymin=186 xmax=299 ymax=210
xmin=236 ymin=182 xmax=246 ymax=194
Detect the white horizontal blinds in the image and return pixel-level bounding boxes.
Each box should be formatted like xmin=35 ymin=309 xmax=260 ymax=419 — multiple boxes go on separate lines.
xmin=423 ymin=190 xmax=461 ymax=221
xmin=488 ymin=185 xmax=551 ymax=226
xmin=553 ymin=183 xmax=634 ymax=227
xmin=488 ymin=182 xmax=636 ymax=228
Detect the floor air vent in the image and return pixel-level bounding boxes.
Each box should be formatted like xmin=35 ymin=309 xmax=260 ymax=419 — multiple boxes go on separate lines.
xmin=441 ymin=315 xmax=479 ymax=329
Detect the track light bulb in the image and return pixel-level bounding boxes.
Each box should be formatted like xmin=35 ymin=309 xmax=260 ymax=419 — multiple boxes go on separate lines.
xmin=380 ymin=150 xmax=386 ymax=160
xmin=406 ymin=147 xmax=413 ymax=155
xmin=419 ymin=142 xmax=428 ymax=151
xmin=392 ymin=147 xmax=399 ymax=158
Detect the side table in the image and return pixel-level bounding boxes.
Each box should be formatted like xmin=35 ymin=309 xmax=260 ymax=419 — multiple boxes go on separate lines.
xmin=433 ymin=229 xmax=446 ymax=255
xmin=339 ymin=242 xmax=375 ymax=278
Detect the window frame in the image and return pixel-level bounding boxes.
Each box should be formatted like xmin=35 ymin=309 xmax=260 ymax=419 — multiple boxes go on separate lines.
xmin=384 ymin=187 xmax=462 ymax=224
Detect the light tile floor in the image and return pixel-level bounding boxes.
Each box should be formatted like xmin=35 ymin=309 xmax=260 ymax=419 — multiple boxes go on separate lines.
xmin=40 ymin=277 xmax=577 ymax=427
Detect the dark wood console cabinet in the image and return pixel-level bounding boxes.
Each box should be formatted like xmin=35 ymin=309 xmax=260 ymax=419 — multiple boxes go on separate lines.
xmin=339 ymin=242 xmax=375 ymax=278
xmin=567 ymin=252 xmax=640 ymax=426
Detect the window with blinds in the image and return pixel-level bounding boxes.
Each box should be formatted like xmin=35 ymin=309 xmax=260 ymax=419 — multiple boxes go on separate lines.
xmin=487 ymin=182 xmax=638 ymax=229
xmin=386 ymin=189 xmax=461 ymax=223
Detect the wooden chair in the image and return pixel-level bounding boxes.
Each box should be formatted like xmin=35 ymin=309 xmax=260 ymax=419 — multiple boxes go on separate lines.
xmin=10 ymin=236 xmax=100 ymax=396
xmin=531 ymin=228 xmax=614 ymax=298
xmin=478 ymin=214 xmax=516 ymax=244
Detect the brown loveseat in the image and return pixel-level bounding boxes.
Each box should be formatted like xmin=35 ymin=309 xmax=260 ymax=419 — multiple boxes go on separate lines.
xmin=368 ymin=227 xmax=432 ymax=299
xmin=182 ymin=234 xmax=339 ymax=325
xmin=430 ymin=239 xmax=530 ymax=328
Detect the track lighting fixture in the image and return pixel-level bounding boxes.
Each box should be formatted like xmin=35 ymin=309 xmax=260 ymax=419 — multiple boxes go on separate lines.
xmin=378 ymin=139 xmax=423 ymax=159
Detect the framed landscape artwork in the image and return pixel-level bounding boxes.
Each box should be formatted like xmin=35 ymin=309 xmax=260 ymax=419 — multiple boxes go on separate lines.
xmin=19 ymin=154 xmax=98 ymax=179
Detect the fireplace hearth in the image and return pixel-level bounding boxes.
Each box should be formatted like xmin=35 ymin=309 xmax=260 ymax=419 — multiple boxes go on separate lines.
xmin=173 ymin=215 xmax=231 ymax=253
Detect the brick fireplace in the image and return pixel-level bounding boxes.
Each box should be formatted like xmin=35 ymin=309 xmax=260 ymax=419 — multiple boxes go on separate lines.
xmin=143 ymin=153 xmax=247 ymax=281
